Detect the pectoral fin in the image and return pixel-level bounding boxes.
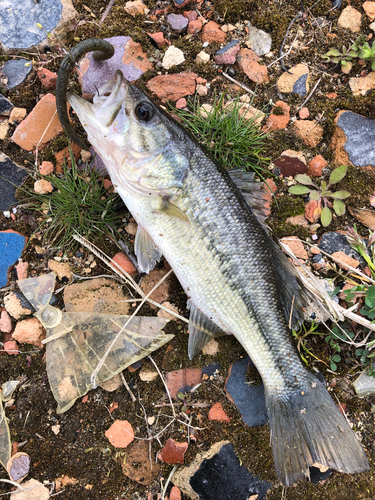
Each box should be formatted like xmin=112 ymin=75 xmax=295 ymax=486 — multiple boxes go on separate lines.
xmin=188 ymin=303 xmax=228 ymax=359
xmin=155 ymin=201 xmax=189 ymax=223
xmin=135 ymin=226 xmax=162 ymax=274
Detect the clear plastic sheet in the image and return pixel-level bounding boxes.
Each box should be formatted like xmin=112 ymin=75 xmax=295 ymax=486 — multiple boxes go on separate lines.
xmin=0 ymin=398 xmax=11 ymax=470
xmin=18 ymin=273 xmax=173 ymax=413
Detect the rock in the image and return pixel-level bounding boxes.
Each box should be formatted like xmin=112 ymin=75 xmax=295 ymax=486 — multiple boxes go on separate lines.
xmin=307 ymin=155 xmax=327 ymax=177
xmin=299 ymin=107 xmax=310 ymax=120
xmin=199 ymin=103 xmax=213 ymax=118
xmin=274 ymin=154 xmax=307 ymax=177
xmin=305 ymin=199 xmax=322 ymax=223
xmin=292 ymin=120 xmax=323 ymax=148
xmin=214 ymin=40 xmax=240 ymax=65
xmin=9 ymin=478 xmax=49 ymax=500
xmin=6 ymin=452 xmax=30 ymax=483
xmin=175 ymin=98 xmax=187 ymax=109
xmin=157 ymin=301 xmax=180 ymax=320
xmin=39 ymin=161 xmax=54 ymax=175
xmin=225 ymin=357 xmax=267 ymax=427
xmin=349 ymin=72 xmax=375 ymax=96
xmin=262 ymin=100 xmax=290 ymax=132
xmin=247 ymin=22 xmax=272 ymax=56
xmin=331 ymin=111 xmax=375 ymax=167
xmin=353 ymin=366 xmax=375 ymax=396
xmin=0 ymin=94 xmax=13 ymax=115
xmin=202 ymin=338 xmax=219 ymax=355
xmin=37 ymin=67 xmax=57 ymax=90
xmin=326 ymin=92 xmax=338 ymax=99
xmin=371 ymin=20 xmax=375 ymax=31
xmin=281 ymin=149 xmax=306 ymax=164
xmin=208 ymin=402 xmax=230 ymax=422
xmin=48 ymin=260 xmax=73 ymax=282
xmin=55 ymin=476 xmax=79 ymax=492
xmin=0 ymin=311 xmax=12 ymax=333
xmin=100 ymin=373 xmax=122 ymax=392
xmin=146 ymin=72 xmax=197 ymax=101
xmin=124 ymin=0 xmax=148 ymax=16
xmin=12 ymin=94 xmax=66 ymax=151
xmin=147 ymin=32 xmax=169 ymax=48
xmin=105 ymin=420 xmax=134 ymax=448
xmin=237 ymin=48 xmax=269 ymax=84
xmin=0 ymin=0 xmax=77 ymax=51
xmin=0 ymin=119 xmax=9 ymax=140
xmin=348 ymin=207 xmax=375 ymax=230
xmin=54 ymin=143 xmax=81 ymax=173
xmin=125 ymin=221 xmax=137 ymax=235
xmin=4 ymin=291 xmax=34 ymax=320
xmin=0 ymin=230 xmax=27 ymax=289
xmin=364 ymin=1 xmax=375 ymax=21
xmin=173 ymin=441 xmax=271 ymax=500
xmin=12 ymin=317 xmax=45 ymax=347
xmin=196 ymin=85 xmax=208 ymax=96
xmin=9 ymin=264 xmax=26 ymax=291
xmin=121 ymin=441 xmax=160 ymax=485
xmin=158 ymin=438 xmax=188 ymax=464
xmin=196 ymin=50 xmax=210 ymax=64
xmin=111 ymin=252 xmax=137 ymax=277
xmin=277 ymin=63 xmax=310 ymax=97
xmin=9 ymin=108 xmax=27 ymax=125
xmin=162 ymin=45 xmax=185 ymax=69
xmin=79 ymin=36 xmax=153 ymax=96
xmin=170 ymin=486 xmax=182 ymax=500
xmin=280 ymin=236 xmax=308 ymax=259
xmin=183 ymin=10 xmax=198 ymax=22
xmin=338 ymin=5 xmax=362 ymax=32
xmin=63 ymin=278 xmax=131 ymax=315
xmin=34 ymin=179 xmax=53 ymax=194
xmin=0 ymin=59 xmax=32 ymax=89
xmin=201 ymin=21 xmax=227 ymax=44
xmin=286 ymin=214 xmax=309 ymax=227
xmin=330 ymin=251 xmax=360 ymax=270
xmin=237 ymin=103 xmax=265 ymax=125
xmin=167 ymin=13 xmax=188 ymax=32
xmin=3 ymin=340 xmax=19 ymax=355
xmin=318 ymin=232 xmax=364 ymax=264
xmin=187 ymin=20 xmax=203 ymax=34
xmin=173 ymin=0 xmax=191 ymax=8
xmin=165 ymin=368 xmax=202 ymax=399
xmin=139 ymin=370 xmax=158 ymax=382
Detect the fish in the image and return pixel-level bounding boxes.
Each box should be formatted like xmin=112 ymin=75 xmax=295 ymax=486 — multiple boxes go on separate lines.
xmin=60 ymin=43 xmax=369 ymax=485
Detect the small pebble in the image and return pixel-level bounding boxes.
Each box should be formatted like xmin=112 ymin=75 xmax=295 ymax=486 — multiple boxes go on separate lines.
xmin=228 ymin=67 xmax=236 ymax=77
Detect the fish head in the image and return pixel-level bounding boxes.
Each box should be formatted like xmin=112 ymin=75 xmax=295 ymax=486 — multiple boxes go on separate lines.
xmin=68 ymin=70 xmax=189 ymax=196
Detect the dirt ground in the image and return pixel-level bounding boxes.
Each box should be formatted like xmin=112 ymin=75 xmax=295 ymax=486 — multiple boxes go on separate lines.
xmin=1 ymin=0 xmax=375 ymax=499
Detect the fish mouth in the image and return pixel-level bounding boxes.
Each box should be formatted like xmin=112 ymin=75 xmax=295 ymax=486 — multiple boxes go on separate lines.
xmin=67 ymin=70 xmax=129 ymax=140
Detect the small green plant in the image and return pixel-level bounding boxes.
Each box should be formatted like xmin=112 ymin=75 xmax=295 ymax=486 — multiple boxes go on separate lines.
xmin=288 ymin=165 xmax=350 ymax=227
xmin=321 ymin=35 xmax=375 ymax=74
xmin=169 ymin=91 xmax=269 ymax=177
xmin=24 ymin=146 xmax=124 ymax=251
xmin=346 ymin=225 xmax=375 ymax=279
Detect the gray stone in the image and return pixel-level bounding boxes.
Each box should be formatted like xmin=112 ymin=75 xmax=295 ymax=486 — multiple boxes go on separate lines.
xmin=1 ymin=60 xmax=32 ymax=89
xmin=318 ymin=232 xmax=365 ymax=265
xmin=0 ymin=95 xmax=14 ymax=116
xmin=337 ymin=111 xmax=375 ymax=167
xmin=167 ymin=13 xmax=188 ymax=32
xmin=248 ymin=22 xmax=272 ymax=56
xmin=0 ymin=0 xmax=62 ymax=49
xmin=293 ymin=73 xmax=308 ymax=97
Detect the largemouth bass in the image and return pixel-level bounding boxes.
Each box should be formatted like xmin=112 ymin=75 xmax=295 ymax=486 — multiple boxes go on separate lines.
xmin=59 ymin=41 xmax=368 ymax=486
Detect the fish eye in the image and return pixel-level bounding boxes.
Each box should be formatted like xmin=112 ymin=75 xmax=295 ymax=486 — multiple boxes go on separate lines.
xmin=135 ymin=101 xmax=154 ymax=122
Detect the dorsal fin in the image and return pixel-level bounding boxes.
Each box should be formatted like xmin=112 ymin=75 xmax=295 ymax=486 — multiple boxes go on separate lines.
xmin=135 ymin=226 xmax=162 ymax=274
xmin=188 ymin=302 xmax=228 ymax=359
xmin=228 ymin=169 xmax=271 ymax=225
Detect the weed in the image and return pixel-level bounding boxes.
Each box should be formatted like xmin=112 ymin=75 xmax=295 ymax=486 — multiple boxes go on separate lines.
xmin=168 ymin=91 xmax=270 ymax=177
xmin=288 ymin=165 xmax=350 ymax=227
xmin=24 ymin=146 xmax=124 ymax=251
xmin=346 ymin=225 xmax=375 ymax=279
xmin=321 ymin=35 xmax=375 ymax=74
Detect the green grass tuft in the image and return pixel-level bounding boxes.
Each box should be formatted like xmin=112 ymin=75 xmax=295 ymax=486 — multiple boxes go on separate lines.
xmin=168 ymin=91 xmax=270 ymax=177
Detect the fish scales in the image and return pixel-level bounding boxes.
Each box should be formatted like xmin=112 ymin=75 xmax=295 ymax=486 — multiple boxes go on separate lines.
xmin=61 ymin=56 xmax=369 ymax=486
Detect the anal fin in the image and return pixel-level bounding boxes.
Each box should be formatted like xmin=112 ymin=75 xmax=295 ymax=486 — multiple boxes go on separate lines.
xmin=135 ymin=226 xmax=162 ymax=274
xmin=188 ymin=303 xmax=228 ymax=359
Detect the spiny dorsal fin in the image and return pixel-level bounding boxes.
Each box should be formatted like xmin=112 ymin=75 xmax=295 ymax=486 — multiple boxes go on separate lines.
xmin=135 ymin=226 xmax=162 ymax=274
xmin=188 ymin=302 xmax=228 ymax=359
xmin=228 ymin=169 xmax=271 ymax=225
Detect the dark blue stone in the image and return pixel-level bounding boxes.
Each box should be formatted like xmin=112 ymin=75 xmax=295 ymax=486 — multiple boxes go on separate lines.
xmin=1 ymin=59 xmax=32 ymax=89
xmin=309 ymin=465 xmax=333 ymax=483
xmin=0 ymin=95 xmax=14 ymax=115
xmin=337 ymin=111 xmax=375 ymax=167
xmin=225 ymin=357 xmax=267 ymax=427
xmin=190 ymin=443 xmax=272 ymax=500
xmin=292 ymin=73 xmax=308 ymax=97
xmin=0 ymin=154 xmax=28 ymax=211
xmin=0 ymin=233 xmax=26 ymax=288
xmin=215 ymin=39 xmax=240 ymax=55
xmin=0 ymin=0 xmax=62 ymax=49
xmin=318 ymin=232 xmax=365 ymax=266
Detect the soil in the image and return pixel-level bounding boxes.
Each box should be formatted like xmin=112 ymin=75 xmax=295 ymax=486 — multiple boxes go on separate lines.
xmin=1 ymin=0 xmax=375 ymax=499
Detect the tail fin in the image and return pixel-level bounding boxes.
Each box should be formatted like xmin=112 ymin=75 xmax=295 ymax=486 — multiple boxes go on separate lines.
xmin=266 ymin=372 xmax=369 ymax=486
